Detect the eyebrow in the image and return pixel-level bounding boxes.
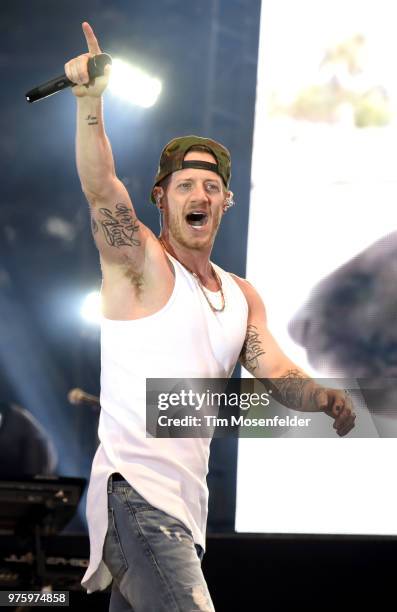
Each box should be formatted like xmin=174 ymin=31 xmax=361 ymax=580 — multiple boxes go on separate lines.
xmin=176 ymin=177 xmax=221 ymax=184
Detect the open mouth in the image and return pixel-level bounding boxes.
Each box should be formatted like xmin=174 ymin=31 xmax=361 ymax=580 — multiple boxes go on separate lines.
xmin=185 ymin=212 xmax=209 ymax=227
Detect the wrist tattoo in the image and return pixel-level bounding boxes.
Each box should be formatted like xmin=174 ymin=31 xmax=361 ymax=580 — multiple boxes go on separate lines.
xmin=240 ymin=324 xmax=266 ymax=373
xmin=98 ymin=204 xmax=141 ymax=248
xmin=86 ymin=114 xmax=98 ymax=126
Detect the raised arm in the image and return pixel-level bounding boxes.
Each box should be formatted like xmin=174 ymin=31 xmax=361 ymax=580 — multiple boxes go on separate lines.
xmin=64 ymin=22 xmax=153 ymax=272
xmin=232 ymin=275 xmax=356 ymax=436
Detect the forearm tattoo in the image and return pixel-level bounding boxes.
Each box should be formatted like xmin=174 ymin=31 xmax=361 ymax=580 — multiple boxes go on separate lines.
xmin=98 ymin=204 xmax=141 ymax=248
xmin=86 ymin=114 xmax=99 ymax=126
xmin=240 ymin=325 xmax=266 ymax=373
xmin=270 ymin=369 xmax=313 ymax=409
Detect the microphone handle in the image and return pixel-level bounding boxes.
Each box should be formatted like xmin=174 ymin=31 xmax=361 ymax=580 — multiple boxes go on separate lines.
xmin=25 ymin=53 xmax=112 ymax=104
xmin=78 ymin=392 xmax=100 ymax=406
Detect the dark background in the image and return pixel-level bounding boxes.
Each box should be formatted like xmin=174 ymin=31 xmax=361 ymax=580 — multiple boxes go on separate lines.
xmin=2 ymin=6 xmax=397 ymax=609
xmin=0 ymin=0 xmax=261 ymax=530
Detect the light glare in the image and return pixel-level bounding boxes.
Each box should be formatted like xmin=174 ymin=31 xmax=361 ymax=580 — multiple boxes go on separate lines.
xmin=81 ymin=291 xmax=102 ymax=324
xmin=109 ymin=58 xmax=162 ymax=108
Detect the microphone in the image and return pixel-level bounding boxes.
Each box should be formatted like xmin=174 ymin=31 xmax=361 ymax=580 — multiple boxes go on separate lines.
xmin=68 ymin=388 xmax=100 ymax=408
xmin=25 ymin=53 xmax=112 ymax=104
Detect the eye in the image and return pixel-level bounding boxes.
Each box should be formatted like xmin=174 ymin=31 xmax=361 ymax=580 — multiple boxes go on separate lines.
xmin=206 ymin=183 xmax=220 ymax=192
xmin=178 ymin=182 xmax=192 ymax=190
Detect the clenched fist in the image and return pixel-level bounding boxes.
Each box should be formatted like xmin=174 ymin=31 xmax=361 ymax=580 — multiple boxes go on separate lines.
xmin=64 ymin=22 xmax=111 ymax=98
xmin=308 ymin=385 xmax=356 ymax=437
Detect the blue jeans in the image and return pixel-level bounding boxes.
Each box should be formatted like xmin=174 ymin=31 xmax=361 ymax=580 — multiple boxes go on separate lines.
xmin=103 ymin=474 xmax=215 ymax=611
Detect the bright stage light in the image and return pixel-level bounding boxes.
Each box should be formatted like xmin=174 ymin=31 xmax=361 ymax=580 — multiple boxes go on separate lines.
xmin=81 ymin=291 xmax=102 ymax=324
xmin=108 ymin=58 xmax=162 ymax=108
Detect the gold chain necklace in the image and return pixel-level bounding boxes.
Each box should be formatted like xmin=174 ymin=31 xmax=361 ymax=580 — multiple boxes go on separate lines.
xmin=158 ymin=237 xmax=226 ymax=313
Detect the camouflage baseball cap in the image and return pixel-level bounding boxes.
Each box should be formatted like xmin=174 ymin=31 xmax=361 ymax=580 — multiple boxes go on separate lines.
xmin=150 ymin=135 xmax=231 ymax=203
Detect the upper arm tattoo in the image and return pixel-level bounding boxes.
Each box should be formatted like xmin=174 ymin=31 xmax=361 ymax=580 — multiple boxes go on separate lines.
xmin=96 ymin=204 xmax=141 ymax=248
xmin=240 ymin=324 xmax=266 ymax=373
xmin=91 ymin=216 xmax=99 ymax=235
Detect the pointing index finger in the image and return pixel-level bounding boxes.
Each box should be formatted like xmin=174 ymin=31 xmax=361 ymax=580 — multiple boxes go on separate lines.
xmin=82 ymin=21 xmax=101 ymax=55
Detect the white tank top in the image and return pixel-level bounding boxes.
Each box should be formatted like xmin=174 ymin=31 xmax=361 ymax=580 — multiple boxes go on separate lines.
xmin=81 ymin=254 xmax=248 ymax=592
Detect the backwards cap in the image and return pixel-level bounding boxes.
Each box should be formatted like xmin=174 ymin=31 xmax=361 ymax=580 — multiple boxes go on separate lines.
xmin=150 ymin=135 xmax=231 ymax=203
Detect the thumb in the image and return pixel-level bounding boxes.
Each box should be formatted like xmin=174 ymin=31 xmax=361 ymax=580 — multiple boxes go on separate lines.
xmin=313 ymin=388 xmax=329 ymax=412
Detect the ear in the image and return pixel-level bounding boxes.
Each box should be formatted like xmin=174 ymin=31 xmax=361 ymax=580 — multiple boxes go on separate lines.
xmin=223 ymin=190 xmax=234 ymax=212
xmin=153 ymin=186 xmax=164 ymax=210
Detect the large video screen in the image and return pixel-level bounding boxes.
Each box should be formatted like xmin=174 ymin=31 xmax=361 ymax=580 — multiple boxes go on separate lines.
xmin=236 ymin=0 xmax=397 ymax=535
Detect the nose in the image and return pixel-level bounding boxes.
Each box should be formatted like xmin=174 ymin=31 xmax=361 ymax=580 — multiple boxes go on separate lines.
xmin=191 ymin=183 xmax=210 ymax=203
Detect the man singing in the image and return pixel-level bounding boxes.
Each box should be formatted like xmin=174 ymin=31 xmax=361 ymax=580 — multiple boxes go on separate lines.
xmin=64 ymin=22 xmax=355 ymax=612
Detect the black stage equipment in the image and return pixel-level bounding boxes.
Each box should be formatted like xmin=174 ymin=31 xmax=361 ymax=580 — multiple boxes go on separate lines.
xmin=0 ymin=475 xmax=86 ymax=592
